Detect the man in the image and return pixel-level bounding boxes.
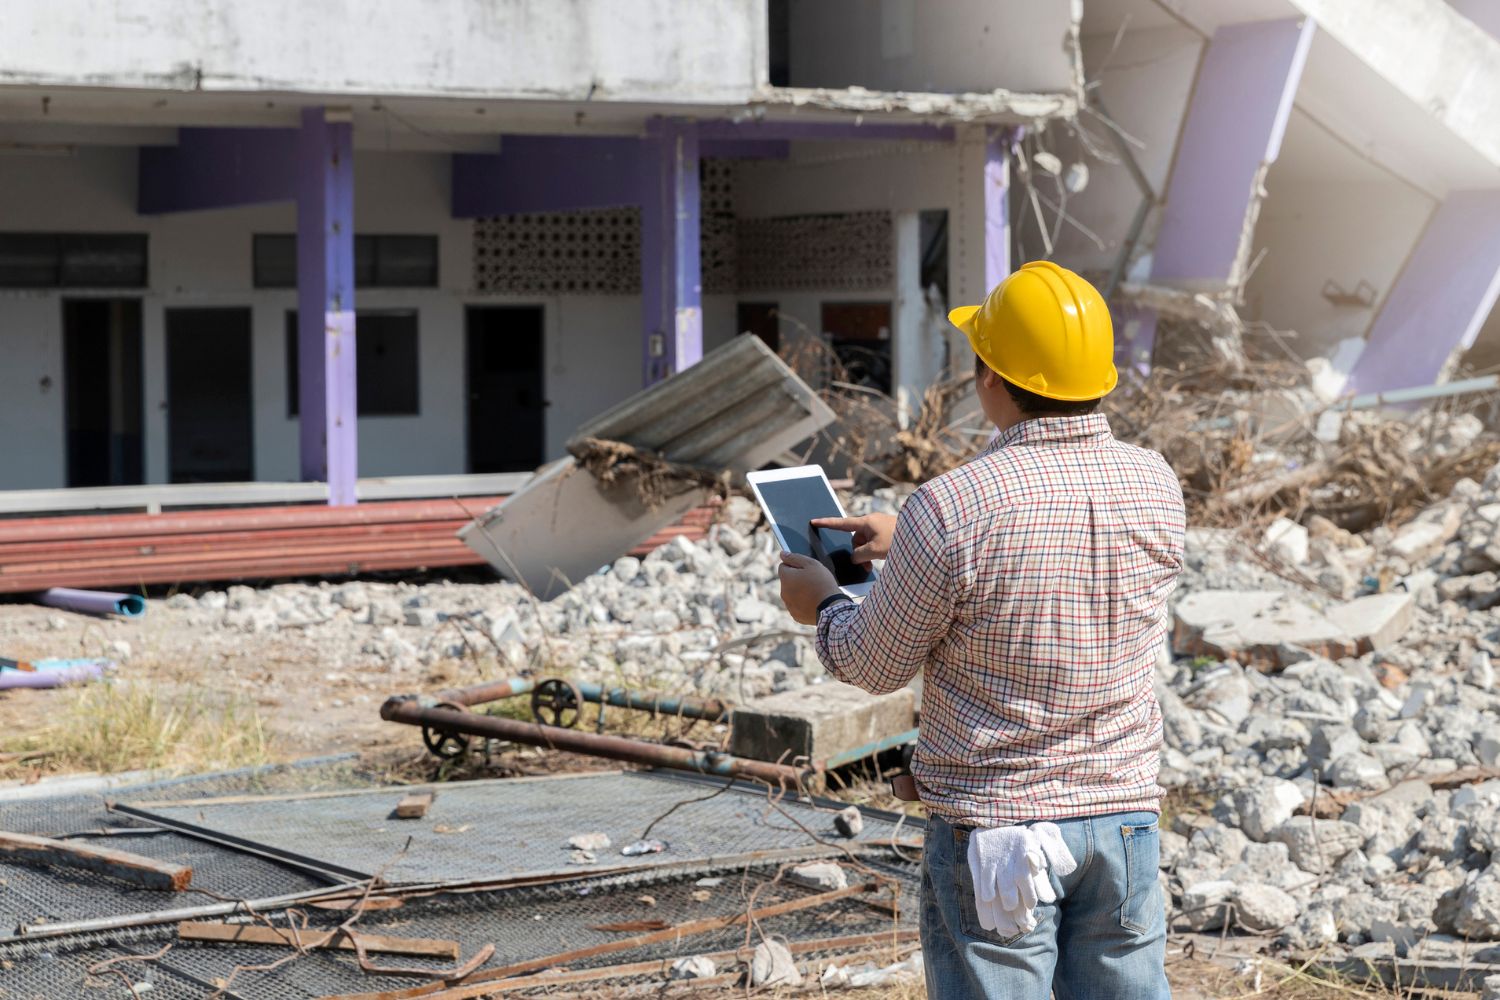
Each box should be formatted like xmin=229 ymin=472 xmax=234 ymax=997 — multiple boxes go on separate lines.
xmin=778 ymin=261 xmax=1185 ymax=999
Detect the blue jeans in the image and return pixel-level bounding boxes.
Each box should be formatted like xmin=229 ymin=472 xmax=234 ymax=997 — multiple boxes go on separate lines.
xmin=920 ymin=811 xmax=1169 ymax=1000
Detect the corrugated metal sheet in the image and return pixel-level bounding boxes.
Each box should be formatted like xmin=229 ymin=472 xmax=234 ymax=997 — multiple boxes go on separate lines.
xmin=463 ymin=335 xmax=835 ymax=598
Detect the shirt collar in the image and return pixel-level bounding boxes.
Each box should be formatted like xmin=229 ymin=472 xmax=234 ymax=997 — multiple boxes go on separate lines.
xmin=985 ymin=413 xmax=1113 ymax=455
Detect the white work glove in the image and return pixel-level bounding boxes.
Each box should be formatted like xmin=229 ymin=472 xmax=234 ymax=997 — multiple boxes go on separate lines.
xmin=1027 ymin=822 xmax=1078 ymax=906
xmin=966 ymin=823 xmax=1079 ymax=936
xmin=967 ymin=826 xmax=1043 ymax=936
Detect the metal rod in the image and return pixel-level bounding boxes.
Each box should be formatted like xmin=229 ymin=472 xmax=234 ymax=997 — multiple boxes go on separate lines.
xmin=580 ymin=684 xmax=730 ymax=722
xmin=1342 ymin=374 xmax=1500 ymax=410
xmin=381 ymin=696 xmax=813 ymax=787
xmin=9 ymin=882 xmax=368 ymax=941
xmin=437 ymin=676 xmax=729 ymax=722
xmin=107 ymin=801 xmax=374 ymax=884
xmin=434 ymin=677 xmax=535 ymax=706
xmin=823 ymin=728 xmax=920 ymax=770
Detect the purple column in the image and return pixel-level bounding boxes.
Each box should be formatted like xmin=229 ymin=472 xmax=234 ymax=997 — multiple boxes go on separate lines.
xmin=1126 ymin=17 xmax=1314 ymax=373
xmin=1346 ymin=190 xmax=1500 ymax=395
xmin=984 ymin=127 xmax=1011 ymax=293
xmin=1151 ymin=18 xmax=1313 ymax=289
xmin=297 ymin=107 xmax=358 ymax=506
xmin=640 ymin=118 xmax=702 ymax=385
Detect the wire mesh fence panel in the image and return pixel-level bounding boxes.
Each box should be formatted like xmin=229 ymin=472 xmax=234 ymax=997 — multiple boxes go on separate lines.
xmin=120 ymin=771 xmax=917 ymax=887
xmin=1 ymin=852 xmax=920 ymax=999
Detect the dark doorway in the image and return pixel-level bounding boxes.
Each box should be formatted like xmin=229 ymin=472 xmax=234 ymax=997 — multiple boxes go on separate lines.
xmin=63 ymin=298 xmax=143 ymax=487
xmin=166 ymin=308 xmax=253 ymax=483
xmin=821 ymin=301 xmax=893 ymax=394
xmin=466 ymin=306 xmax=545 ymax=473
xmin=737 ymin=302 xmax=781 ymax=352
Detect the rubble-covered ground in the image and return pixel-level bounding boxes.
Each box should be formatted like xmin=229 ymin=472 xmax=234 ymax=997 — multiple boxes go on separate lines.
xmin=8 ymin=415 xmax=1500 ymax=980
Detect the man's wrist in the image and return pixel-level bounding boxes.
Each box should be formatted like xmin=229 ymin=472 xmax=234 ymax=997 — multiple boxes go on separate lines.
xmin=816 ymin=593 xmax=853 ymax=617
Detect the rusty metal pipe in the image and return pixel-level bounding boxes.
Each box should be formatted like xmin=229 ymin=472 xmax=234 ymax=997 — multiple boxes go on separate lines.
xmin=434 ymin=677 xmax=536 ymax=706
xmin=432 ymin=677 xmax=730 ymax=721
xmin=381 ymin=696 xmax=813 ymax=787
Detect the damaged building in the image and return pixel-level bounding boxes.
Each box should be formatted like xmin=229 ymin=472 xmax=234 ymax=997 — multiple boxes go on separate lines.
xmin=0 ymin=0 xmax=1490 ymax=510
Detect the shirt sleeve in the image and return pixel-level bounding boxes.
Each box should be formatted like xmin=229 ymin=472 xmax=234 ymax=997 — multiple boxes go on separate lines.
xmin=814 ymin=487 xmax=953 ymax=695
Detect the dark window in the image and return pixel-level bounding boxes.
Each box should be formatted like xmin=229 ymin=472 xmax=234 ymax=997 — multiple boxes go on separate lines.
xmin=252 ymin=234 xmax=297 ymax=289
xmin=254 ymin=234 xmax=438 ymax=288
xmin=286 ymin=311 xmax=420 ymax=416
xmin=0 ymin=233 xmax=147 ymax=288
xmin=767 ymin=0 xmax=790 ymax=87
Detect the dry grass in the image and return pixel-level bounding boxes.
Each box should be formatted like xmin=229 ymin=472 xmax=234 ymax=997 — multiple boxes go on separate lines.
xmin=0 ymin=679 xmax=273 ymax=777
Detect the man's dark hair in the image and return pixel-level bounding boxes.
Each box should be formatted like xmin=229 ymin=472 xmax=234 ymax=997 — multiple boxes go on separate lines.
xmin=975 ymin=353 xmax=1101 ymax=417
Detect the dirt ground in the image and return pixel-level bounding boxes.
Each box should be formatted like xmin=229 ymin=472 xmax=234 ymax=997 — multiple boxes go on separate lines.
xmin=0 ymin=598 xmax=1477 ymax=999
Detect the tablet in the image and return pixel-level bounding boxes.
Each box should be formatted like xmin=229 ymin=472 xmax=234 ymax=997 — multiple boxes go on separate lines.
xmin=747 ymin=465 xmax=877 ymax=599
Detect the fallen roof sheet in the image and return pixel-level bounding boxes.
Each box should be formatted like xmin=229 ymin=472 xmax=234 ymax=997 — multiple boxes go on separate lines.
xmin=461 ymin=334 xmax=836 ymax=599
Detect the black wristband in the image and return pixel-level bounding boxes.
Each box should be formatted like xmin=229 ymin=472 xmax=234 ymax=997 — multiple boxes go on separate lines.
xmin=816 ymin=593 xmax=853 ymax=616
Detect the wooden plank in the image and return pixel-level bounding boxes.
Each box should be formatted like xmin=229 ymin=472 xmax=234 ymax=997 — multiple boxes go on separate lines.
xmin=177 ymin=922 xmax=459 ymax=960
xmin=394 ymin=792 xmax=433 ymax=819
xmin=0 ymin=830 xmax=190 ymax=891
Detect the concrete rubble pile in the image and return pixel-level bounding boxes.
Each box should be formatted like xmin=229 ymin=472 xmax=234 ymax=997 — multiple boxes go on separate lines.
xmin=1158 ymin=444 xmax=1500 ymax=964
xmin=159 ymin=493 xmax=906 ymax=704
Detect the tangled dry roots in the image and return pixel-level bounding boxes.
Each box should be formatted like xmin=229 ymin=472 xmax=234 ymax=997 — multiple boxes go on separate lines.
xmin=570 ymin=436 xmax=730 ymax=510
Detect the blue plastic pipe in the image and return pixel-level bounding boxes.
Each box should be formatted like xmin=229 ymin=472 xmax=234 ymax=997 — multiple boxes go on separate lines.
xmin=37 ymin=588 xmax=146 ymax=618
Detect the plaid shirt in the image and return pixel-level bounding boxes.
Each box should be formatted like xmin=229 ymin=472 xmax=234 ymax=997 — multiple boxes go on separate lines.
xmin=816 ymin=413 xmax=1185 ymax=826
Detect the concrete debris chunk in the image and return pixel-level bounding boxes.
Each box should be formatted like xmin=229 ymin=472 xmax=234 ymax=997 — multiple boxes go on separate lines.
xmin=833 ymin=805 xmax=864 ymax=838
xmin=668 ymin=956 xmax=717 ymax=980
xmin=567 ymin=832 xmax=611 ymax=852
xmin=750 ymin=938 xmax=803 ymax=987
xmin=1181 ymin=880 xmax=1236 ymax=931
xmin=789 ymin=862 xmax=848 ymax=892
xmin=1326 ymin=593 xmax=1414 ymax=654
xmin=1271 ymin=817 xmax=1367 ymax=873
xmin=1232 ymin=779 xmax=1305 ymax=842
xmin=1264 ymin=518 xmax=1310 ymax=565
xmin=729 ymin=681 xmax=915 ymax=766
xmin=1233 ymin=883 xmax=1300 ymax=931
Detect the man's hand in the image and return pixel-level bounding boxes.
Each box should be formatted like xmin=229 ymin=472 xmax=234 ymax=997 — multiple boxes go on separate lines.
xmin=809 ymin=512 xmax=897 ymax=566
xmin=777 ymin=553 xmax=841 ymax=626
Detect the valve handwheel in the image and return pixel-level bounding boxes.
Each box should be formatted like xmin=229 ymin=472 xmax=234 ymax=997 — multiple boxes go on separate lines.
xmin=420 ymin=701 xmax=472 ymax=759
xmin=531 ymin=678 xmax=584 ymax=728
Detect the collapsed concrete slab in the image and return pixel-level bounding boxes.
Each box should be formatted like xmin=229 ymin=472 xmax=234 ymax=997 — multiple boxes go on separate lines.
xmin=460 ymin=335 xmax=835 ymax=599
xmin=1173 ymin=589 xmax=1416 ymax=670
xmin=1172 ymin=590 xmax=1355 ymax=669
xmin=729 ymin=681 xmax=915 ymax=768
xmin=1327 ymin=592 xmax=1415 ymax=654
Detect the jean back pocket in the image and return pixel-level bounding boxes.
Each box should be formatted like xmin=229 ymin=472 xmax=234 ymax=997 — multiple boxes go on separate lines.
xmin=1119 ymin=821 xmax=1160 ymax=935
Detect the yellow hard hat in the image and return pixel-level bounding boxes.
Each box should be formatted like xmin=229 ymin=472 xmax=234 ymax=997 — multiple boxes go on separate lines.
xmin=948 ymin=260 xmax=1117 ymax=401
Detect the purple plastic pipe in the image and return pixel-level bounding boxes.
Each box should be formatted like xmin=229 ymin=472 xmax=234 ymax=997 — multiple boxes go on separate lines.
xmin=0 ymin=662 xmax=109 ymax=689
xmin=37 ymin=588 xmax=146 ymax=618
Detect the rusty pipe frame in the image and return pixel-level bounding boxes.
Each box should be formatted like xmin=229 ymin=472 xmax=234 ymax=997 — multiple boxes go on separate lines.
xmin=432 ymin=676 xmax=730 ymax=722
xmin=381 ymin=695 xmax=813 ymax=787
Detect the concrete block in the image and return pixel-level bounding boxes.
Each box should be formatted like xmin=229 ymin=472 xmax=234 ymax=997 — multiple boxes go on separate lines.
xmin=1172 ymin=590 xmax=1355 ymax=670
xmin=729 ymin=681 xmax=915 ymax=766
xmin=1265 ymin=517 xmax=1309 ymax=565
xmin=1327 ymin=592 xmax=1415 ymax=654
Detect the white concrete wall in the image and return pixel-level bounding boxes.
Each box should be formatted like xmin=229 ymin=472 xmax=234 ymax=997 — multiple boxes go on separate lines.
xmin=0 ymin=145 xmax=646 ymax=489
xmin=1244 ymin=177 xmax=1434 ymax=359
xmin=786 ymin=0 xmax=1079 ymax=95
xmin=1052 ymin=24 xmax=1204 ymax=274
xmin=0 ymin=0 xmax=766 ymax=104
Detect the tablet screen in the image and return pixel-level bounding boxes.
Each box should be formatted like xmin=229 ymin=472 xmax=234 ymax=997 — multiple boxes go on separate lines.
xmin=755 ymin=476 xmax=875 ymax=587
